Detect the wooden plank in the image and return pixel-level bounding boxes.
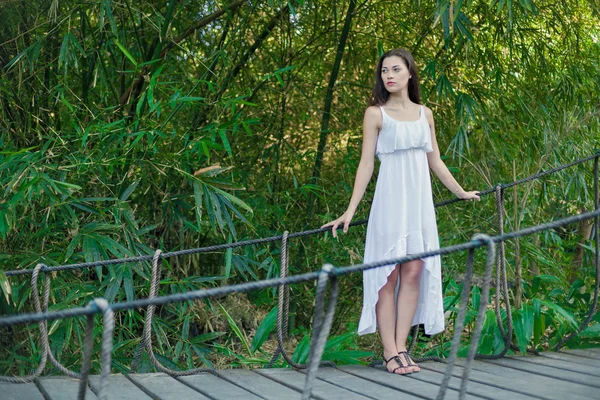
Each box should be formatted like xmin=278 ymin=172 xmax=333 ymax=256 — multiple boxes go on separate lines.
xmin=561 ymin=348 xmax=600 ymax=360
xmin=218 ymin=369 xmax=302 ymax=400
xmin=422 ymin=360 xmax=593 ymax=400
xmin=88 ymin=374 xmax=152 ymax=400
xmin=37 ymin=377 xmax=98 ymax=400
xmin=455 ymin=359 xmax=599 ymax=399
xmin=408 ymin=362 xmax=534 ymax=400
xmin=300 ymin=367 xmax=421 ymax=400
xmin=257 ymin=368 xmax=371 ymax=400
xmin=177 ymin=372 xmax=263 ymax=399
xmin=480 ymin=356 xmax=600 ymax=388
xmin=540 ymin=351 xmax=600 ymax=368
xmin=505 ymin=355 xmax=600 ymax=377
xmin=0 ymin=382 xmax=44 ymax=400
xmin=128 ymin=373 xmax=211 ymax=399
xmin=340 ymin=365 xmax=467 ymax=400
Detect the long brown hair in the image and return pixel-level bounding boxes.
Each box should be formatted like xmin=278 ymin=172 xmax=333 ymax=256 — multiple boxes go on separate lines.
xmin=368 ymin=48 xmax=421 ymax=106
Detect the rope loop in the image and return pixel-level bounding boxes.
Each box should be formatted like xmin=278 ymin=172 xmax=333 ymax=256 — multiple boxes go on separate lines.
xmin=88 ymin=298 xmax=114 ymax=400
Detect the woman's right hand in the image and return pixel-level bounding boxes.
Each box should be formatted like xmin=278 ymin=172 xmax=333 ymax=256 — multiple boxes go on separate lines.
xmin=321 ymin=210 xmax=354 ymax=238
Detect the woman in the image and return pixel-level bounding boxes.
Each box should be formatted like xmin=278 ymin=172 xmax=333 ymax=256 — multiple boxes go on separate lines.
xmin=322 ymin=49 xmax=480 ymax=375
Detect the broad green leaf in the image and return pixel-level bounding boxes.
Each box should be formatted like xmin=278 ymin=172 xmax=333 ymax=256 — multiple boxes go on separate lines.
xmin=291 ymin=335 xmax=311 ymax=365
xmin=251 ymin=306 xmax=278 ymax=353
xmin=579 ymin=323 xmax=600 ymax=338
xmin=541 ymin=300 xmax=578 ymax=329
xmin=471 ymin=285 xmax=480 ymax=311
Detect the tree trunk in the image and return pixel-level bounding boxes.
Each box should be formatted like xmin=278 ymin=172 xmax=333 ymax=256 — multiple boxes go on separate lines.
xmin=307 ymin=0 xmax=357 ymax=218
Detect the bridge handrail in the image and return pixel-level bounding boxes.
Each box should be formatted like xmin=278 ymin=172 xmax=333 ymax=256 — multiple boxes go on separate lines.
xmin=5 ymin=151 xmax=599 ymax=277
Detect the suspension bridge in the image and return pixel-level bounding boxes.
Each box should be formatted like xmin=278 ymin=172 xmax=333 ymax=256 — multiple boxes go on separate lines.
xmin=1 ymin=152 xmax=599 ymax=400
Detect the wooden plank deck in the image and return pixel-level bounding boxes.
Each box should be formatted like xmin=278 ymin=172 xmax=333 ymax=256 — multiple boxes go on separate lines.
xmin=2 ymin=348 xmax=599 ymax=400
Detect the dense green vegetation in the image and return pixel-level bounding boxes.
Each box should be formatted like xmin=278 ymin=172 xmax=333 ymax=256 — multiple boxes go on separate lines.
xmin=1 ymin=0 xmax=599 ymax=375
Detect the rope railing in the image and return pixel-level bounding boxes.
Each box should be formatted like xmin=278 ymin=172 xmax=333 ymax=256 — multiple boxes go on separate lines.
xmin=1 ymin=152 xmax=598 ymax=400
xmin=5 ymin=151 xmax=599 ymax=278
xmin=1 ymin=207 xmax=599 ymax=400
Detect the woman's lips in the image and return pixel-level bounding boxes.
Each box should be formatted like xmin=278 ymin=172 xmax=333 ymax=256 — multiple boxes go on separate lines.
xmin=387 ymin=82 xmax=395 ymax=86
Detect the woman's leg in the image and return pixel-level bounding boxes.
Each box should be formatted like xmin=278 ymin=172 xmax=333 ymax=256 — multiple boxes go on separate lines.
xmin=395 ymin=259 xmax=424 ymax=372
xmin=376 ymin=264 xmax=410 ymax=374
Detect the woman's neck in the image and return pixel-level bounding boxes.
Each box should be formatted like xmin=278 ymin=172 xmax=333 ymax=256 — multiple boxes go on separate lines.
xmin=386 ymin=91 xmax=412 ymax=108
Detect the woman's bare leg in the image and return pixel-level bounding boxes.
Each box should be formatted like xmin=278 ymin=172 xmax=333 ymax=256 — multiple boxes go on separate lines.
xmin=376 ymin=265 xmax=410 ymax=374
xmin=395 ymin=259 xmax=424 ymax=372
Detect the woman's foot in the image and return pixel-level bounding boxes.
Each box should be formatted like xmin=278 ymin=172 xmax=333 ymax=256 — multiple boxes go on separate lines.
xmin=397 ymin=350 xmax=420 ymax=373
xmin=382 ymin=351 xmax=412 ymax=375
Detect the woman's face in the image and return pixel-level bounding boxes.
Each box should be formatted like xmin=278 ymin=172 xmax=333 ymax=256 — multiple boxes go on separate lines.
xmin=381 ymin=56 xmax=410 ymax=93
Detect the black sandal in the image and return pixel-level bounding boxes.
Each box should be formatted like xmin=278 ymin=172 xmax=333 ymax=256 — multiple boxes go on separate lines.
xmin=397 ymin=351 xmax=420 ymax=373
xmin=383 ymin=354 xmax=412 ymax=375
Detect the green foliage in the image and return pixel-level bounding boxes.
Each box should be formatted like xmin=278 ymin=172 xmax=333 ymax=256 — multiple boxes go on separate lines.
xmin=1 ymin=0 xmax=599 ymax=374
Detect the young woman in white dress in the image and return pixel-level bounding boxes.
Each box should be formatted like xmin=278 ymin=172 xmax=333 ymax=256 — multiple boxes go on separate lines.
xmin=323 ymin=49 xmax=480 ymax=375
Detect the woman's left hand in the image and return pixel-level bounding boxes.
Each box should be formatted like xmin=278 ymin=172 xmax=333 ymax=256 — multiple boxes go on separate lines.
xmin=457 ymin=190 xmax=481 ymax=201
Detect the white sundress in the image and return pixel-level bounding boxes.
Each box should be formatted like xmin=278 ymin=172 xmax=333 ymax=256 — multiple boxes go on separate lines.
xmin=357 ymin=104 xmax=445 ymax=336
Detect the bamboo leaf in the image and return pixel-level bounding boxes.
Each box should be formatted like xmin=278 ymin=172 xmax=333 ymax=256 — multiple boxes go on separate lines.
xmin=115 ymin=40 xmax=138 ymax=67
xmin=0 ymin=269 xmax=12 ymax=303
xmin=251 ymin=307 xmax=277 ymax=353
xmin=218 ymin=302 xmax=252 ymax=355
xmin=120 ymin=181 xmax=139 ymax=201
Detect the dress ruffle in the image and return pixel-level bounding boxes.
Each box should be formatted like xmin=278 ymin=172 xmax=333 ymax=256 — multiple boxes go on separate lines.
xmin=376 ymin=107 xmax=433 ymax=156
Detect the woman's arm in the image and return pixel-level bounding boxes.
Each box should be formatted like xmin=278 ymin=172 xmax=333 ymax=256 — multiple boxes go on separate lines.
xmin=322 ymin=106 xmax=381 ymax=237
xmin=424 ymin=106 xmax=480 ymax=200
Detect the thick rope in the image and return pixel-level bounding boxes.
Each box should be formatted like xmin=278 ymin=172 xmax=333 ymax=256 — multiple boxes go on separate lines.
xmin=491 ymin=185 xmax=514 ymax=358
xmin=436 ymin=248 xmax=476 ymax=400
xmin=267 ymin=232 xmax=336 ymax=369
xmin=135 ymin=250 xmax=215 ymax=376
xmin=7 ymin=152 xmax=599 ymax=278
xmin=268 ymin=231 xmax=304 ymax=368
xmin=3 ymin=208 xmax=600 ymax=330
xmin=436 ymin=235 xmax=495 ymax=400
xmin=31 ymin=265 xmax=80 ymax=378
xmin=0 ymin=264 xmax=50 ymax=383
xmin=302 ymin=264 xmax=339 ymax=400
xmin=459 ymin=235 xmax=495 ymax=398
xmin=92 ymin=299 xmax=114 ymax=400
xmin=556 ymin=156 xmax=600 ymax=350
xmin=77 ymin=313 xmax=95 ymax=400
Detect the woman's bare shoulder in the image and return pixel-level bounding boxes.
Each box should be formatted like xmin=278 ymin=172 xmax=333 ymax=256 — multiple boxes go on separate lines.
xmin=364 ymin=105 xmax=383 ymax=128
xmin=364 ymin=105 xmax=381 ymax=116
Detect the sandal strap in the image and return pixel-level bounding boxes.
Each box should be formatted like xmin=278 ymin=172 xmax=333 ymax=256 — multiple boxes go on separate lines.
xmin=398 ymin=351 xmax=417 ymax=367
xmin=383 ymin=355 xmax=406 ymax=367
